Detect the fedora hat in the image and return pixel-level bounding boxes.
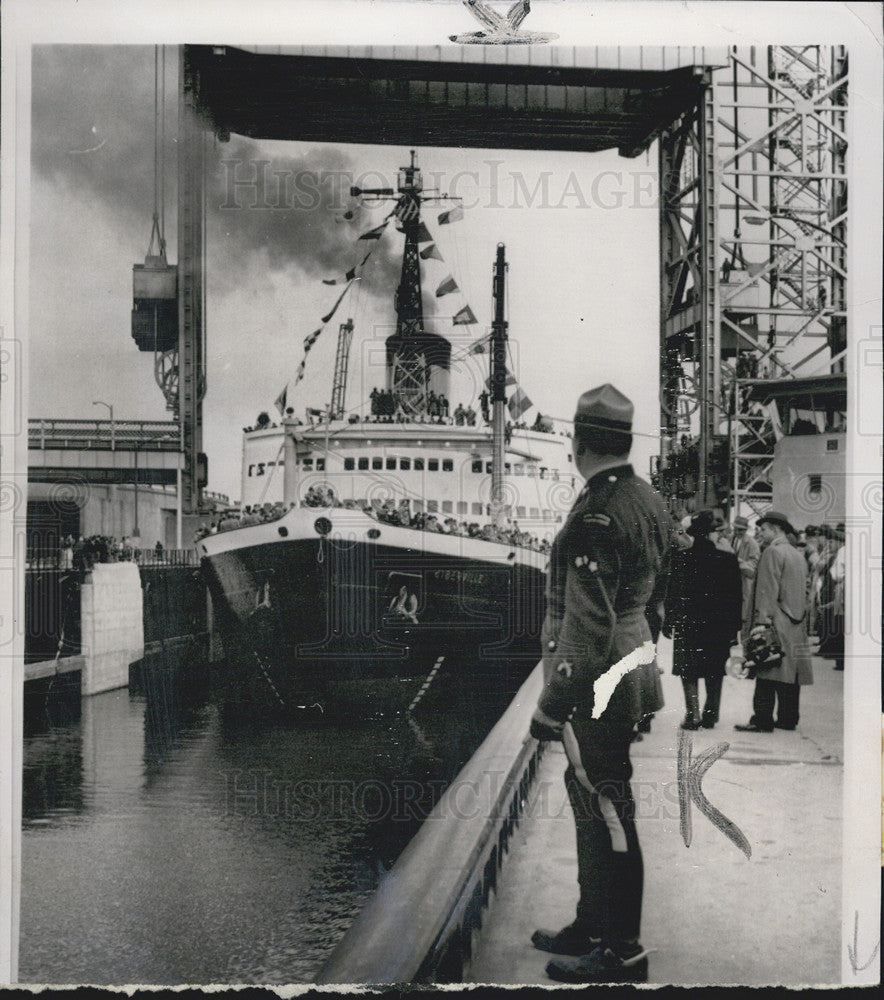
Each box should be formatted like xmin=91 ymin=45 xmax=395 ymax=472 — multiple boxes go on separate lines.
xmin=757 ymin=510 xmax=795 ymax=535
xmin=687 ymin=509 xmax=716 ymax=538
xmin=573 ymin=383 xmax=633 ymax=433
xmin=733 ymin=515 xmax=749 ymax=529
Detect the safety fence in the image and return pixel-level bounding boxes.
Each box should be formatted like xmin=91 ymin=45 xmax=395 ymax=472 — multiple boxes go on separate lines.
xmin=25 ymin=546 xmax=198 ymax=570
xmin=316 ymin=663 xmax=545 ymax=985
xmin=28 ymin=418 xmax=180 ymax=451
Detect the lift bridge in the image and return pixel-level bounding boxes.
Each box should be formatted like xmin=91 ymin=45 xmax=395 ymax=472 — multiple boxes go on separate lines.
xmin=149 ymin=44 xmax=845 ymax=517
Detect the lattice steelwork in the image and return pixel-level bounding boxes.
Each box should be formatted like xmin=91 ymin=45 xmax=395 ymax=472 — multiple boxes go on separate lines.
xmin=657 ymin=46 xmax=848 ymax=517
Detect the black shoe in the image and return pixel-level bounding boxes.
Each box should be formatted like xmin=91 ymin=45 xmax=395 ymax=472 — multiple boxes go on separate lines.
xmin=734 ymin=722 xmax=774 ymax=733
xmin=774 ymin=721 xmax=796 ymax=730
xmin=700 ymin=713 xmax=717 ymax=729
xmin=680 ymin=715 xmax=700 ymax=730
xmin=532 ymin=922 xmax=601 ymax=957
xmin=545 ymin=945 xmax=650 ymax=984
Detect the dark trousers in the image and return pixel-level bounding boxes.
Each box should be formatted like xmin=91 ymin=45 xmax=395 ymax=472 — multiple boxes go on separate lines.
xmin=752 ymin=677 xmax=800 ymax=728
xmin=565 ymin=717 xmax=643 ymax=945
xmin=681 ymin=675 xmax=724 ymax=722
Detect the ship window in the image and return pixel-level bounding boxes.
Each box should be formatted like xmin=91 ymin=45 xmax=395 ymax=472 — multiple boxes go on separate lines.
xmin=472 ymin=503 xmax=482 ymax=515
xmin=400 ymin=458 xmax=411 ymax=470
xmin=527 ymin=466 xmax=536 ymax=478
xmin=442 ymin=501 xmax=453 ymax=513
xmin=303 ymin=459 xmax=313 ymax=470
xmin=428 ymin=459 xmax=439 ymax=471
xmin=386 ymin=457 xmax=397 ymax=470
xmin=372 ymin=457 xmax=383 ymax=470
xmin=530 ymin=507 xmax=539 ymax=518
xmin=358 ymin=457 xmax=369 ymax=470
xmin=826 ymin=439 xmax=839 ymax=452
xmin=413 ymin=499 xmax=423 ymax=512
xmin=427 ymin=500 xmax=438 ymax=512
xmin=486 ymin=462 xmax=492 ymax=473
xmin=414 ymin=457 xmax=425 ymax=471
xmin=514 ymin=464 xmax=524 ymax=476
xmin=442 ymin=459 xmax=454 ymax=472
xmin=505 ymin=463 xmax=511 ymax=473
xmin=316 ymin=459 xmax=325 ymax=471
xmin=552 ymin=470 xmax=559 ymax=481
xmin=457 ymin=501 xmax=467 ymax=515
xmin=472 ymin=460 xmax=483 ymax=473
xmin=517 ymin=506 xmax=526 ymax=518
xmin=808 ymin=474 xmax=822 ymax=494
xmin=344 ymin=457 xmax=355 ymax=471
xmin=540 ymin=467 xmax=547 ymax=479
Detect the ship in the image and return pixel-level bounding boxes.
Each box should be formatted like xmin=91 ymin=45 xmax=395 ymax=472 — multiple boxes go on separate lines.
xmin=198 ymin=153 xmax=572 ymax=716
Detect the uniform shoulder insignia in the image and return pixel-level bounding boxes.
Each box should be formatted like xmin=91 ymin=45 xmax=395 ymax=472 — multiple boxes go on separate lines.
xmin=583 ymin=512 xmax=612 ymax=526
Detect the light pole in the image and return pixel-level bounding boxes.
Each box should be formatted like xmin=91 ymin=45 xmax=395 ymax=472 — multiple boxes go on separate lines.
xmin=92 ymin=400 xmax=115 ymax=451
xmin=93 ymin=400 xmax=116 ymax=535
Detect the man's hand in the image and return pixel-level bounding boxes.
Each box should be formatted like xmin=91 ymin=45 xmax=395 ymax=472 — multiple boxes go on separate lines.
xmin=530 ymin=706 xmax=565 ymax=742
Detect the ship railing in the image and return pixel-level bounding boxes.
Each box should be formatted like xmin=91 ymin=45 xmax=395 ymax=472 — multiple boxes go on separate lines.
xmin=316 ymin=662 xmax=545 ymax=986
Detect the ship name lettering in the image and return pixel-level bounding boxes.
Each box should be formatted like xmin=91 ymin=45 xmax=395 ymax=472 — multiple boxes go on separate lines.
xmin=434 ymin=570 xmax=486 ymax=585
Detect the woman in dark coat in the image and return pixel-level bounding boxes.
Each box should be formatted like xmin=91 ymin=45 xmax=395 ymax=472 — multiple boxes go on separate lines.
xmin=664 ymin=510 xmax=743 ymax=729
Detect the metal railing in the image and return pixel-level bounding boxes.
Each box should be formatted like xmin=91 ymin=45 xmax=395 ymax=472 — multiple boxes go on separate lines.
xmin=25 ymin=545 xmax=198 ymax=570
xmin=317 ymin=663 xmax=545 ymax=985
xmin=28 ymin=418 xmax=180 ymax=451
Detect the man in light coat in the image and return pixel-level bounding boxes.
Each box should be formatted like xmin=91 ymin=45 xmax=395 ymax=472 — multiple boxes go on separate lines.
xmin=731 ymin=514 xmax=760 ymax=637
xmin=735 ymin=511 xmax=813 ymax=732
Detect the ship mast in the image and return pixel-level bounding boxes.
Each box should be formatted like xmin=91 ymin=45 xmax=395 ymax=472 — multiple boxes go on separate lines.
xmin=351 ymin=151 xmax=455 ymax=418
xmin=490 ymin=243 xmax=508 ymax=526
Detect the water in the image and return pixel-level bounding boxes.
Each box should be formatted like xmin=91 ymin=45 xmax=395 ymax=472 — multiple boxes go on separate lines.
xmin=19 ymin=648 xmax=516 ymax=985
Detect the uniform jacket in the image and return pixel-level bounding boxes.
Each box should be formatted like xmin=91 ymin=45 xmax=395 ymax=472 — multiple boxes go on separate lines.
xmin=752 ymin=534 xmax=814 ymax=685
xmin=538 ymin=464 xmax=670 ymax=725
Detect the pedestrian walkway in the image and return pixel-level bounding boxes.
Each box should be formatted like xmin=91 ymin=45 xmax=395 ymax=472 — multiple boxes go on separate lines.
xmin=468 ymin=636 xmax=843 ymax=986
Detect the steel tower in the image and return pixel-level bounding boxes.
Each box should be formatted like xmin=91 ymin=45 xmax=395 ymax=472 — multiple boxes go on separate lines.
xmin=656 ymin=45 xmax=848 ymax=517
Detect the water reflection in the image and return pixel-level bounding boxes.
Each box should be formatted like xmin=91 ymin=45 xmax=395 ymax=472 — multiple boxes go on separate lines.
xmin=20 ymin=648 xmax=516 ymax=984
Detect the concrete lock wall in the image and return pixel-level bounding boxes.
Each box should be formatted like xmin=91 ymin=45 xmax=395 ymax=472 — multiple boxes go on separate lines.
xmin=80 ymin=562 xmax=144 ymax=696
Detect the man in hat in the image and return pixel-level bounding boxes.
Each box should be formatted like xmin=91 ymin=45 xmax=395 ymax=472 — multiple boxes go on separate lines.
xmin=529 ymin=384 xmax=670 ymax=984
xmin=735 ymin=511 xmax=813 ymax=732
xmin=731 ymin=514 xmax=760 ymax=637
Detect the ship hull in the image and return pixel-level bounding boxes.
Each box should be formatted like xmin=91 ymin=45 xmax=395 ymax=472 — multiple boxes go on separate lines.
xmin=199 ymin=509 xmax=547 ymax=716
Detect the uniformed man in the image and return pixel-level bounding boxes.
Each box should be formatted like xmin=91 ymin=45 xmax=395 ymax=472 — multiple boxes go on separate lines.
xmin=529 ymin=384 xmax=671 ymax=984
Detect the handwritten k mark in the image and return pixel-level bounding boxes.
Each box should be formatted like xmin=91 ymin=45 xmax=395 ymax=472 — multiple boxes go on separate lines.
xmin=848 ymin=910 xmax=880 ymax=975
xmin=677 ymin=729 xmax=751 ymax=859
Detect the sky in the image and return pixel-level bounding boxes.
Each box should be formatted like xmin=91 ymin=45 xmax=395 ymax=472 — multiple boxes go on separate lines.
xmin=28 ymin=44 xmax=662 ymax=501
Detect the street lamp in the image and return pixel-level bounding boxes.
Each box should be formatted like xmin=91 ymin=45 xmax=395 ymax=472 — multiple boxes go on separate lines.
xmin=92 ymin=400 xmax=115 ymax=451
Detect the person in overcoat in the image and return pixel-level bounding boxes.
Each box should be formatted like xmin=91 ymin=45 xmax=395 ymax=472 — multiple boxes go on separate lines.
xmin=731 ymin=514 xmax=760 ymax=636
xmin=664 ymin=510 xmax=742 ymax=729
xmin=735 ymin=511 xmax=813 ymax=732
xmin=529 ymin=384 xmax=671 ymax=985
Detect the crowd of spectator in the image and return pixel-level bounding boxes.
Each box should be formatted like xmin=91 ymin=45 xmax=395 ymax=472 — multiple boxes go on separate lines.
xmin=671 ymin=512 xmax=847 ymax=672
xmin=28 ymin=535 xmax=171 ymax=571
xmin=243 ymin=400 xmax=562 ymax=435
xmin=196 ymin=487 xmax=554 ymax=554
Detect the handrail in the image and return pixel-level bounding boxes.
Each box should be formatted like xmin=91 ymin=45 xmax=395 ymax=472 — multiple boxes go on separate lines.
xmin=316 ymin=662 xmax=544 ymax=986
xmin=28 ymin=418 xmax=179 ymax=449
